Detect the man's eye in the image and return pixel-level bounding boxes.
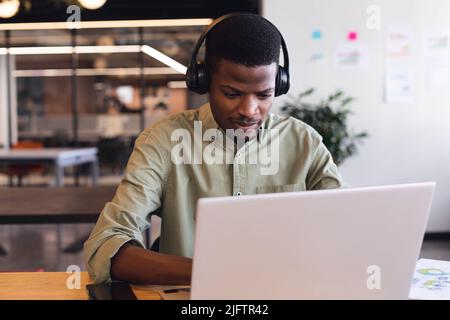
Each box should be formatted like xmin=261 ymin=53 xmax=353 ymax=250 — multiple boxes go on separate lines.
xmin=224 ymin=92 xmax=240 ymax=98
xmin=257 ymin=94 xmax=272 ymax=99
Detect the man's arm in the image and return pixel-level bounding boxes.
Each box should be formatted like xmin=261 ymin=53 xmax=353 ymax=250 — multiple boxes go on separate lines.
xmin=306 ymin=137 xmax=345 ymax=190
xmin=84 ymin=130 xmax=189 ymax=284
xmin=111 ymin=243 xmax=192 ymax=285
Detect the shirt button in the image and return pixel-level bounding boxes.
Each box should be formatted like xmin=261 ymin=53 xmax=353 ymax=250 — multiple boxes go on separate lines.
xmin=236 ymin=192 xmax=242 ymax=196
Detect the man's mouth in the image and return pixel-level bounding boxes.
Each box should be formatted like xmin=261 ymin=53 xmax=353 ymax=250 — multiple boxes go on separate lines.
xmin=230 ymin=119 xmax=260 ymax=130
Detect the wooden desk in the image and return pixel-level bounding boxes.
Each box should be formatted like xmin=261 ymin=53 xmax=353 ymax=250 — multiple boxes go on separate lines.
xmin=0 ymin=272 xmax=162 ymax=300
xmin=0 ymin=148 xmax=99 ymax=187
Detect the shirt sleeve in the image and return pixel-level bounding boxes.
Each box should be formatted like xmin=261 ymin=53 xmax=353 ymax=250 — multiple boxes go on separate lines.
xmin=306 ymin=137 xmax=346 ymax=190
xmin=83 ymin=131 xmax=170 ymax=283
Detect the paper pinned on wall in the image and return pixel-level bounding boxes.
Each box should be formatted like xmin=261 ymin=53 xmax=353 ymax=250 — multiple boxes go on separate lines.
xmin=424 ymin=29 xmax=450 ymax=59
xmin=348 ymin=31 xmax=358 ymax=41
xmin=384 ymin=67 xmax=414 ymax=103
xmin=334 ymin=43 xmax=368 ymax=69
xmin=423 ymin=30 xmax=450 ymax=94
xmin=310 ymin=29 xmax=325 ymax=63
xmin=310 ymin=52 xmax=325 ymax=63
xmin=386 ymin=27 xmax=413 ymax=64
xmin=409 ymin=259 xmax=450 ymax=300
xmin=312 ymin=29 xmax=322 ymax=40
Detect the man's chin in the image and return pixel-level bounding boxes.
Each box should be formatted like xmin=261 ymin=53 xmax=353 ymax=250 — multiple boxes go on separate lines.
xmin=233 ymin=125 xmax=259 ymax=133
xmin=224 ymin=124 xmax=260 ymax=140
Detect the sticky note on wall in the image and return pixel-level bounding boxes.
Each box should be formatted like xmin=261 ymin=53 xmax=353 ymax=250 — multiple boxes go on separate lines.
xmin=348 ymin=31 xmax=358 ymax=41
xmin=312 ymin=30 xmax=322 ymax=40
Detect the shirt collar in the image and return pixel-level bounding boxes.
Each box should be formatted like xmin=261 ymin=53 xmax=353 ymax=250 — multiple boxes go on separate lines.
xmin=198 ymin=103 xmax=219 ymax=132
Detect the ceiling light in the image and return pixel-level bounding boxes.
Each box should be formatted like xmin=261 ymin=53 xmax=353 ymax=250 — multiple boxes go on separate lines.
xmin=0 ymin=0 xmax=20 ymax=19
xmin=13 ymin=67 xmax=180 ymax=77
xmin=0 ymin=45 xmax=141 ymax=55
xmin=141 ymin=45 xmax=187 ymax=74
xmin=0 ymin=18 xmax=212 ymax=30
xmin=77 ymin=0 xmax=107 ymax=10
xmin=0 ymin=44 xmax=188 ymax=74
xmin=8 ymin=46 xmax=73 ymax=55
xmin=75 ymin=45 xmax=140 ymax=54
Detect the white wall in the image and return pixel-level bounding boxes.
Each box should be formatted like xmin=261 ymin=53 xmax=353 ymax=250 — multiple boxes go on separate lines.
xmin=264 ymin=0 xmax=450 ymax=232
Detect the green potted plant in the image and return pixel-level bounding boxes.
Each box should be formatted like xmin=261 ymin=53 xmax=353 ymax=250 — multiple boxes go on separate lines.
xmin=280 ymin=88 xmax=368 ymax=166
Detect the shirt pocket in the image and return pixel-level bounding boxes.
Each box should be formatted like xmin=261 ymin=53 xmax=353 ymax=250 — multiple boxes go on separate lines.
xmin=255 ymin=182 xmax=306 ymax=194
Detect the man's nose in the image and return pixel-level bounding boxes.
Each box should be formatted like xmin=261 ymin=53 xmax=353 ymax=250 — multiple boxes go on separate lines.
xmin=238 ymin=95 xmax=258 ymax=117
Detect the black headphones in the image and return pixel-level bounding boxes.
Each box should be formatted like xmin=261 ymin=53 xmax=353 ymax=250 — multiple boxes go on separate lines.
xmin=186 ymin=13 xmax=290 ymax=97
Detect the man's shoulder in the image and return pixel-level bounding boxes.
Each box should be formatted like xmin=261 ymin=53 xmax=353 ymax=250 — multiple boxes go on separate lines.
xmin=142 ymin=108 xmax=200 ymax=138
xmin=131 ymin=108 xmax=200 ymax=151
xmin=266 ymin=112 xmax=322 ymax=142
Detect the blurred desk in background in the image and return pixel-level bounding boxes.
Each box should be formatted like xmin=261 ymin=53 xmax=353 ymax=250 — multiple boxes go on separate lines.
xmin=0 ymin=186 xmax=116 ymax=255
xmin=0 ymin=148 xmax=99 ymax=186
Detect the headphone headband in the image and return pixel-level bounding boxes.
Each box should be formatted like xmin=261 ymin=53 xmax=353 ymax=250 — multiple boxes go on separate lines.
xmin=186 ymin=13 xmax=290 ymax=96
xmin=188 ymin=13 xmax=289 ymax=74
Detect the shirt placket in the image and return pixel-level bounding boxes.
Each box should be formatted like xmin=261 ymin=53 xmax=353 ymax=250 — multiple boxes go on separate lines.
xmin=233 ymin=140 xmax=256 ymax=197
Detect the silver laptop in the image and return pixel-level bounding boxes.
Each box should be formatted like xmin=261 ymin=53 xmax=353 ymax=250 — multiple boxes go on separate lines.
xmin=189 ymin=182 xmax=435 ymax=299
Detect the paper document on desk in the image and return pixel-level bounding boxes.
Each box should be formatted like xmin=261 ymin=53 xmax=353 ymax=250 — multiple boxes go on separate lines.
xmin=409 ymin=259 xmax=450 ymax=300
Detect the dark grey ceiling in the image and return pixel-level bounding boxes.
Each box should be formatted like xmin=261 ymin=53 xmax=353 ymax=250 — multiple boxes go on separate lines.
xmin=1 ymin=0 xmax=261 ymax=23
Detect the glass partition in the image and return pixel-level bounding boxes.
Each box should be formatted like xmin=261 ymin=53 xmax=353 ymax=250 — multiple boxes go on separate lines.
xmin=9 ymin=25 xmax=205 ymax=172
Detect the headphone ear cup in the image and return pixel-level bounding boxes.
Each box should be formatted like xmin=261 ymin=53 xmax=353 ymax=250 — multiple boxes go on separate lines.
xmin=186 ymin=61 xmax=210 ymax=95
xmin=196 ymin=62 xmax=210 ymax=94
xmin=185 ymin=64 xmax=196 ymax=92
xmin=274 ymin=65 xmax=290 ymax=97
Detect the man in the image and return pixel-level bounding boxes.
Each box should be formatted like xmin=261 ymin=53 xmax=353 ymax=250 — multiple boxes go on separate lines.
xmin=84 ymin=14 xmax=344 ymax=284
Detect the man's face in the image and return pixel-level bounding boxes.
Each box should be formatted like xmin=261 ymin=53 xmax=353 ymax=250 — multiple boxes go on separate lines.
xmin=208 ymin=59 xmax=278 ymax=134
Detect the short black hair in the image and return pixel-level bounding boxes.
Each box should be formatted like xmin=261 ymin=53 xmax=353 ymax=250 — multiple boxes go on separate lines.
xmin=205 ymin=14 xmax=281 ymax=75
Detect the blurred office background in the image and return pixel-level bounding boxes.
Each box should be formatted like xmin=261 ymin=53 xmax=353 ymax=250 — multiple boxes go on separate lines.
xmin=0 ymin=0 xmax=449 ymax=272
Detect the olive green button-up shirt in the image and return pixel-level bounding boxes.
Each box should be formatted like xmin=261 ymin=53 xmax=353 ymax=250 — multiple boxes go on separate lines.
xmin=83 ymin=103 xmax=344 ymax=283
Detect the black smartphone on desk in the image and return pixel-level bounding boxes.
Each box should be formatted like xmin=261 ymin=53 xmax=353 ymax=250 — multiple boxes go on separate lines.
xmin=86 ymin=282 xmax=137 ymax=300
